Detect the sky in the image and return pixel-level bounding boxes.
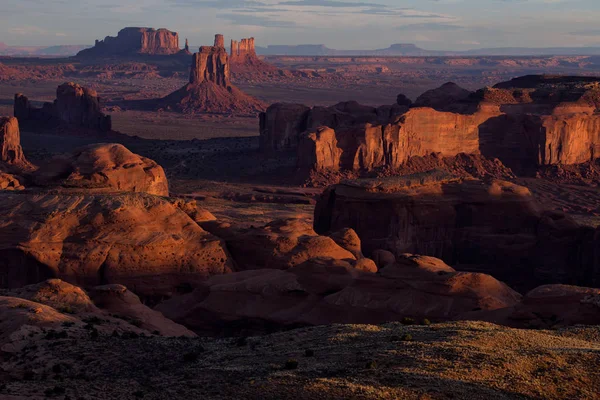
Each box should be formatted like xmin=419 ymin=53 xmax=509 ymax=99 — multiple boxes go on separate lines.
xmin=2 ymin=0 xmax=600 ymax=50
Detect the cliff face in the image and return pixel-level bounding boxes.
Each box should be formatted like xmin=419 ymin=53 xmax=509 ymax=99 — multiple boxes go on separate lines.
xmin=77 ymin=27 xmax=180 ymax=57
xmin=189 ymin=41 xmax=230 ymax=86
xmin=262 ymin=79 xmax=600 ymax=177
xmin=230 ymin=37 xmax=257 ymax=63
xmin=14 ymin=82 xmax=112 ymax=132
xmin=314 ymin=176 xmax=600 ymax=291
xmin=0 ymin=117 xmax=28 ymax=168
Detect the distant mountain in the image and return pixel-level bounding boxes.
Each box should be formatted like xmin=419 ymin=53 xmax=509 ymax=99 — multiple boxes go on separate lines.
xmin=257 ymin=43 xmax=600 ymax=57
xmin=0 ymin=44 xmax=91 ymax=57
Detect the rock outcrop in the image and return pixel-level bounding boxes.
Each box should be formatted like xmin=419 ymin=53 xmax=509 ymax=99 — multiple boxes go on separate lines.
xmin=230 ymin=37 xmax=258 ymax=64
xmin=473 ymin=284 xmax=600 ymax=328
xmin=260 ymin=101 xmax=408 ymax=152
xmin=0 ymin=117 xmax=30 ymax=169
xmin=32 ymin=143 xmax=169 ymax=196
xmin=262 ymin=76 xmax=600 ymax=178
xmin=201 ymin=218 xmax=374 ymax=271
xmin=77 ymin=27 xmax=181 ymax=57
xmin=0 ymin=192 xmax=234 ymax=298
xmin=14 ymin=82 xmax=112 ymax=132
xmin=161 ymin=34 xmax=265 ymax=115
xmin=157 ymin=255 xmax=521 ymax=335
xmin=314 ymin=174 xmax=600 ymax=291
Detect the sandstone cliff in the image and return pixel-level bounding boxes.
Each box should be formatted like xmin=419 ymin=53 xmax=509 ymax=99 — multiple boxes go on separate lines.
xmin=77 ymin=27 xmax=181 ymax=57
xmin=314 ymin=174 xmax=600 ymax=291
xmin=262 ymin=77 xmax=600 ymax=178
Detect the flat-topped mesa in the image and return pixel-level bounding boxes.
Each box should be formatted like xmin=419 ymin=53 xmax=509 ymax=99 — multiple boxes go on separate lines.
xmin=230 ymin=37 xmax=257 ymax=63
xmin=14 ymin=82 xmax=112 ymax=133
xmin=77 ymin=27 xmax=180 ymax=57
xmin=189 ymin=45 xmax=230 ymax=86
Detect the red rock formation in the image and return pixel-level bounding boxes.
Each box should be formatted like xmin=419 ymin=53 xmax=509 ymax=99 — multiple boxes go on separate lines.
xmin=0 ymin=279 xmax=195 ymax=338
xmin=314 ymin=174 xmax=600 ymax=291
xmin=55 ymin=83 xmax=112 ymax=131
xmin=0 ymin=117 xmax=29 ymax=168
xmin=414 ymin=82 xmax=472 ymax=110
xmin=0 ymin=191 xmax=234 ymax=298
xmin=157 ymin=255 xmax=521 ymax=335
xmin=161 ymin=34 xmax=265 ymax=115
xmin=214 ymin=34 xmax=225 ymax=49
xmin=32 ymin=143 xmax=169 ymax=196
xmin=230 ymin=37 xmax=256 ymax=63
xmin=14 ymin=82 xmax=112 ymax=132
xmin=189 ymin=45 xmax=230 ymax=86
xmin=201 ymin=218 xmax=364 ymax=271
xmin=260 ymin=101 xmax=407 ymax=152
xmin=77 ymin=27 xmax=181 ymax=57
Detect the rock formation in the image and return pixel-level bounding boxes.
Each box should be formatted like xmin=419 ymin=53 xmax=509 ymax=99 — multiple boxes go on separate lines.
xmin=230 ymin=37 xmax=257 ymax=64
xmin=32 ymin=143 xmax=169 ymax=196
xmin=261 ymin=76 xmax=600 ymax=179
xmin=77 ymin=27 xmax=181 ymax=57
xmin=201 ymin=218 xmax=373 ymax=271
xmin=0 ymin=117 xmax=30 ymax=169
xmin=161 ymin=34 xmax=265 ymax=114
xmin=15 ymin=82 xmax=112 ymax=133
xmin=473 ymin=284 xmax=600 ymax=328
xmin=0 ymin=191 xmax=234 ymax=298
xmin=157 ymin=255 xmax=521 ymax=335
xmin=0 ymin=279 xmax=195 ymax=341
xmin=314 ymin=173 xmax=600 ymax=291
xmin=260 ymin=100 xmax=408 ymax=152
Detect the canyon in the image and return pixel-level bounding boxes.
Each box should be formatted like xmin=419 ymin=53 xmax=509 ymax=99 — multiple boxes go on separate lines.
xmin=1 ymin=27 xmax=600 ymax=400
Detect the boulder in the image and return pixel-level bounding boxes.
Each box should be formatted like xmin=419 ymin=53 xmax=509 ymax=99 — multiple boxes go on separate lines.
xmin=0 ymin=192 xmax=234 ymax=298
xmin=157 ymin=255 xmax=521 ymax=335
xmin=33 ymin=143 xmax=169 ymax=196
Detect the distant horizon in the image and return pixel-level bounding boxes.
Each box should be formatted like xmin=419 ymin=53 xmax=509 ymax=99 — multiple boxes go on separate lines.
xmin=2 ymin=0 xmax=600 ymax=51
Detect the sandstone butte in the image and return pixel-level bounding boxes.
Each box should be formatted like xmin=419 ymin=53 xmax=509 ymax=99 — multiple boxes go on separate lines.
xmin=161 ymin=34 xmax=266 ymax=114
xmin=15 ymin=82 xmax=112 ymax=132
xmin=260 ymin=75 xmax=600 ymax=177
xmin=314 ymin=172 xmax=600 ymax=292
xmin=76 ymin=27 xmax=182 ymax=57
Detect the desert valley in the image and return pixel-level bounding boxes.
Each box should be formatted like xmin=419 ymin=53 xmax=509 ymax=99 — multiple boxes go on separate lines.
xmin=0 ymin=25 xmax=599 ymax=399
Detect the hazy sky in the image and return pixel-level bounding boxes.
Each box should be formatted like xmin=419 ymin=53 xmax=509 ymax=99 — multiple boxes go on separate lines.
xmin=2 ymin=0 xmax=600 ymax=50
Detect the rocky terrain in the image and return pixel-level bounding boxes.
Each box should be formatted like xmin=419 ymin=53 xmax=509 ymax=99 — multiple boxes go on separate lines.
xmin=1 ymin=28 xmax=600 ymax=399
